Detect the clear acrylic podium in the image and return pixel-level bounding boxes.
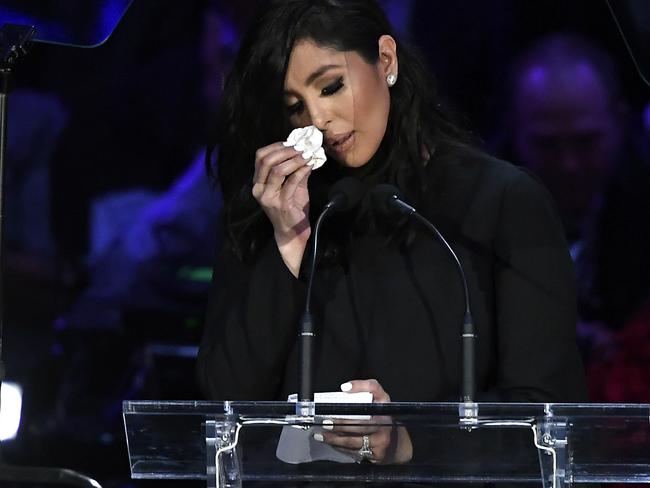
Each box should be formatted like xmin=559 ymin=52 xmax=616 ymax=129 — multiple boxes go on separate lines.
xmin=123 ymin=401 xmax=650 ymax=487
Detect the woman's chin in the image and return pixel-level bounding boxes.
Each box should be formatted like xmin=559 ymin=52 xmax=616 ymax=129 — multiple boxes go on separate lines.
xmin=324 ymin=148 xmax=373 ymax=172
xmin=338 ymin=155 xmax=371 ymax=169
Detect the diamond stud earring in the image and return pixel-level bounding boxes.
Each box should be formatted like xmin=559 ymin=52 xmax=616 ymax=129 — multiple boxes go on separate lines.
xmin=386 ymin=73 xmax=397 ymax=87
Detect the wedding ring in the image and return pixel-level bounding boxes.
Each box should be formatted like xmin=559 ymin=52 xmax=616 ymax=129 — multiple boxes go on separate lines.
xmin=358 ymin=434 xmax=373 ymax=459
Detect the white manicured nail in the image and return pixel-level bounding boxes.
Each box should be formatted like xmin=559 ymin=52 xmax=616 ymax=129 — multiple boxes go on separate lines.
xmin=340 ymin=382 xmax=352 ymax=392
xmin=313 ymin=433 xmax=324 ymax=442
xmin=322 ymin=419 xmax=334 ymax=430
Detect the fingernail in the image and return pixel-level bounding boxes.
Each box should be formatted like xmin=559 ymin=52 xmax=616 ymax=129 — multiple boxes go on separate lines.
xmin=313 ymin=433 xmax=324 ymax=442
xmin=322 ymin=419 xmax=334 ymax=430
xmin=340 ymin=382 xmax=352 ymax=392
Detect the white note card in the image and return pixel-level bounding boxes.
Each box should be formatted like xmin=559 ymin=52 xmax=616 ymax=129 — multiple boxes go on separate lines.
xmin=276 ymin=391 xmax=374 ymax=464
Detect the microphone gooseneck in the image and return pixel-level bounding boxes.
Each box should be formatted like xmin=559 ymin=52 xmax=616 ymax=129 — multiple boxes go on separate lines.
xmin=298 ymin=177 xmax=364 ymax=412
xmin=371 ymin=184 xmax=476 ymax=403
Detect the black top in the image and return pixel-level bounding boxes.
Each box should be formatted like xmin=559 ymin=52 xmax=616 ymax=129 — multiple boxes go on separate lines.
xmin=198 ymin=145 xmax=587 ymax=403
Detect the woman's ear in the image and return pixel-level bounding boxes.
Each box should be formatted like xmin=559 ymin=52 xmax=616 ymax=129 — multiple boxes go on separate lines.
xmin=378 ymin=35 xmax=398 ymax=80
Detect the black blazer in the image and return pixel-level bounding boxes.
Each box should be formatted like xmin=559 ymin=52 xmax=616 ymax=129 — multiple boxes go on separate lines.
xmin=198 ymin=145 xmax=587 ymax=403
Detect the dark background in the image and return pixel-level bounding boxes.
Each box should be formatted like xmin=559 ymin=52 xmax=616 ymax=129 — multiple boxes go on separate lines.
xmin=0 ymin=1 xmax=648 ymax=487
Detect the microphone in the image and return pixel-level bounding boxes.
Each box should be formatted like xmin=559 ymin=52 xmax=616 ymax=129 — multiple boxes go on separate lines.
xmin=297 ymin=177 xmax=364 ymax=415
xmin=371 ymin=184 xmax=476 ymax=404
xmin=323 ymin=176 xmax=364 ymax=213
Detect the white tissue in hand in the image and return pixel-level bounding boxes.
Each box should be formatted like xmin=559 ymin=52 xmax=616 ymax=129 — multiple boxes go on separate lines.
xmin=283 ymin=125 xmax=327 ymax=170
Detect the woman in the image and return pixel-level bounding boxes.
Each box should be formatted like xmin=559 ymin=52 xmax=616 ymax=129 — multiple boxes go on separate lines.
xmin=198 ymin=0 xmax=586 ymax=465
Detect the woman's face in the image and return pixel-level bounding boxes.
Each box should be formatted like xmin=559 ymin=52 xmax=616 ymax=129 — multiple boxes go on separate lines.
xmin=283 ymin=36 xmax=397 ymax=168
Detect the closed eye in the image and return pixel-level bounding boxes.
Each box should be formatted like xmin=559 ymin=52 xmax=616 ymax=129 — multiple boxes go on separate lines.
xmin=285 ymin=77 xmax=343 ymax=117
xmin=321 ymin=77 xmax=344 ymax=96
xmin=286 ymin=100 xmax=304 ymax=116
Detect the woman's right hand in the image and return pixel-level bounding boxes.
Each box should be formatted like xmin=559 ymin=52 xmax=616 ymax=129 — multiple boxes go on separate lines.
xmin=252 ymin=142 xmax=313 ymax=277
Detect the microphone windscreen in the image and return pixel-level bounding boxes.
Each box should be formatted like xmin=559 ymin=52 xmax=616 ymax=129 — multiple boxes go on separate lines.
xmin=371 ymin=183 xmax=401 ymax=215
xmin=327 ymin=177 xmax=364 ymax=212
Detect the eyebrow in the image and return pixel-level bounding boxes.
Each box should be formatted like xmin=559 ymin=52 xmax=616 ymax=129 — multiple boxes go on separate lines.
xmin=304 ymin=64 xmax=341 ymax=86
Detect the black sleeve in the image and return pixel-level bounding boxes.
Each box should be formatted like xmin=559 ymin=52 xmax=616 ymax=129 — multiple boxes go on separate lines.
xmin=492 ymin=170 xmax=588 ymax=402
xmin=197 ymin=239 xmax=306 ymax=400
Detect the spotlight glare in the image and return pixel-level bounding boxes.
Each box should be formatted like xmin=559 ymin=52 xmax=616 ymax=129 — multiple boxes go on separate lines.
xmin=0 ymin=382 xmax=23 ymax=441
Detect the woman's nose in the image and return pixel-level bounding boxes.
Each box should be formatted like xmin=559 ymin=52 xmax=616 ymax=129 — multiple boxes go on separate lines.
xmin=308 ymin=103 xmax=331 ymax=131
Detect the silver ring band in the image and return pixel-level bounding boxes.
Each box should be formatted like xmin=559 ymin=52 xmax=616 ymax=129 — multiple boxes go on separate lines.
xmin=358 ymin=434 xmax=373 ymax=459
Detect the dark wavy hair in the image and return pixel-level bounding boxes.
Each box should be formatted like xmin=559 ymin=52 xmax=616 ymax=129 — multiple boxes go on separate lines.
xmin=211 ymin=0 xmax=469 ymax=261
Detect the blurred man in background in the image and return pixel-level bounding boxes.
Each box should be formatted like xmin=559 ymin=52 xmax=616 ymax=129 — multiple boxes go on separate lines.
xmin=501 ymin=34 xmax=650 ymax=398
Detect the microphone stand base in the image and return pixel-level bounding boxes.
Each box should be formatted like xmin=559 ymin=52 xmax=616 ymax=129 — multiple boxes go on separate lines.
xmin=296 ymin=400 xmax=316 ymax=417
xmin=459 ymin=401 xmax=479 ymax=430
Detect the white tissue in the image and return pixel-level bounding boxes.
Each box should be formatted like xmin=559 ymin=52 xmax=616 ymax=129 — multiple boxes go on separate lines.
xmin=283 ymin=125 xmax=327 ymax=170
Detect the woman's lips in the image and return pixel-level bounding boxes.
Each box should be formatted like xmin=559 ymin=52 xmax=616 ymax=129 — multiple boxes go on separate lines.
xmin=326 ymin=131 xmax=355 ymax=155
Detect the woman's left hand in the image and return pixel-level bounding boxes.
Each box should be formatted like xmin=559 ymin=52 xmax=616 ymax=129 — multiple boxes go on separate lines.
xmin=314 ymin=379 xmax=413 ymax=464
